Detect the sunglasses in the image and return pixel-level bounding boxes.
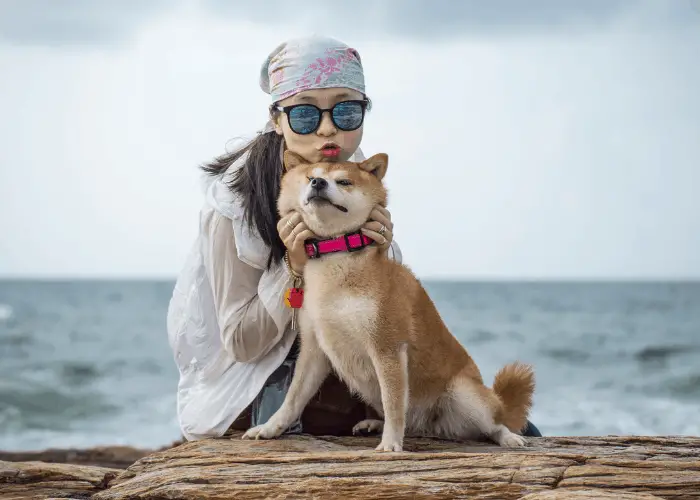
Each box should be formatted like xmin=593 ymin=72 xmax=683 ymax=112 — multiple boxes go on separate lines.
xmin=273 ymin=99 xmax=369 ymax=135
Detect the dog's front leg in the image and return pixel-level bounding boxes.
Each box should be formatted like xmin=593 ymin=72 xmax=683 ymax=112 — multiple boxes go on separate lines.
xmin=371 ymin=342 xmax=409 ymax=452
xmin=242 ymin=332 xmax=330 ymax=440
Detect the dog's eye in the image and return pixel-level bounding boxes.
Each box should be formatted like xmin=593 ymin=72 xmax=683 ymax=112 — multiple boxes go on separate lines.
xmin=337 ymin=179 xmax=352 ymax=186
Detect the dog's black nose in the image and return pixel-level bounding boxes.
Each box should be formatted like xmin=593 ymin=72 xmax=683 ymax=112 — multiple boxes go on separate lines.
xmin=310 ymin=177 xmax=327 ymax=190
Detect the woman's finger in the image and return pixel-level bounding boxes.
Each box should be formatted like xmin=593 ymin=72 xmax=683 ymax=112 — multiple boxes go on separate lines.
xmin=368 ymin=207 xmax=393 ymax=231
xmin=361 ymin=227 xmax=391 ymax=249
xmin=363 ymin=221 xmax=386 ymax=234
xmin=278 ymin=212 xmax=302 ymax=243
xmin=373 ymin=205 xmax=391 ymax=220
xmin=293 ymin=228 xmax=316 ymax=249
xmin=282 ymin=221 xmax=302 ymax=248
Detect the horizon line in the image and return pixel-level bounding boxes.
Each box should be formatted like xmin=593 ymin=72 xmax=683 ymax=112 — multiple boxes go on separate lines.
xmin=1 ymin=275 xmax=699 ymax=284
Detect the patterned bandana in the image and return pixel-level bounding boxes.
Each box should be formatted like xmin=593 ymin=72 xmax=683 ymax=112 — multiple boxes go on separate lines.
xmin=259 ymin=35 xmax=366 ymax=103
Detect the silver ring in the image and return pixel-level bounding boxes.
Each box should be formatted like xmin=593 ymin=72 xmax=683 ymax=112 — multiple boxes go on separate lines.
xmin=286 ymin=219 xmax=295 ymax=230
xmin=378 ymin=224 xmax=387 ymax=235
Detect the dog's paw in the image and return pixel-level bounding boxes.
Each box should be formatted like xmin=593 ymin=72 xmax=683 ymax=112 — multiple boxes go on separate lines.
xmin=375 ymin=439 xmax=403 ymax=452
xmin=353 ymin=419 xmax=384 ymax=436
xmin=498 ymin=431 xmax=527 ymax=448
xmin=241 ymin=423 xmax=284 ymax=441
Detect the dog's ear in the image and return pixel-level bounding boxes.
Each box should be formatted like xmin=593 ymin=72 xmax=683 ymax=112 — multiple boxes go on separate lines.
xmin=283 ymin=150 xmax=309 ymax=171
xmin=358 ymin=153 xmax=388 ymax=180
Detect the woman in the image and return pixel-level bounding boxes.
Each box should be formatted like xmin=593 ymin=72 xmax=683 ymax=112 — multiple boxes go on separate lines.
xmin=167 ymin=35 xmax=541 ymax=441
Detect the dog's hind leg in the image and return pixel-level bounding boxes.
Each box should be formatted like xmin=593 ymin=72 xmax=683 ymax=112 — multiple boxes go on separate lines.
xmin=448 ymin=377 xmax=527 ymax=448
xmin=370 ymin=342 xmax=409 ymax=452
xmin=352 ymin=419 xmax=384 ymax=435
xmin=242 ymin=332 xmax=330 ymax=440
xmin=490 ymin=422 xmax=527 ymax=447
xmin=352 ymin=401 xmax=384 ymax=435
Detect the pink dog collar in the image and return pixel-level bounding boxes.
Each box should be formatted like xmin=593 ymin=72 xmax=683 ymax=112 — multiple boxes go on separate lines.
xmin=305 ymin=231 xmax=372 ymax=259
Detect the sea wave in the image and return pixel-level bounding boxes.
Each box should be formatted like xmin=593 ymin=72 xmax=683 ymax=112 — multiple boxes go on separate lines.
xmin=0 ymin=304 xmax=13 ymax=321
xmin=2 ymin=280 xmax=699 ymax=451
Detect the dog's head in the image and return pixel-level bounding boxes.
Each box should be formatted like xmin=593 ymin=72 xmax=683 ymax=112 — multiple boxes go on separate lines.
xmin=278 ymin=151 xmax=389 ymax=238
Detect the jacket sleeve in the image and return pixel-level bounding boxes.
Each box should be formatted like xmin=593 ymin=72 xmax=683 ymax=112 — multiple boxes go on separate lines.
xmin=203 ymin=210 xmax=293 ymax=364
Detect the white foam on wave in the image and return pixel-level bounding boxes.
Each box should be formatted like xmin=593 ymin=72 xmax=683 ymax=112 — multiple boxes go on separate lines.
xmin=0 ymin=393 xmax=182 ymax=452
xmin=0 ymin=304 xmax=12 ymax=321
xmin=530 ymin=385 xmax=700 ymax=437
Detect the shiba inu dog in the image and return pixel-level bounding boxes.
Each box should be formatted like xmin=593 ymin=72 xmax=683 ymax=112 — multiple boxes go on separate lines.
xmin=242 ymin=151 xmax=536 ymax=451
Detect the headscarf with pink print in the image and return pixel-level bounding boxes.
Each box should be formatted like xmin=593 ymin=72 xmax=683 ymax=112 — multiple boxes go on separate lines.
xmin=259 ymin=35 xmax=366 ymax=104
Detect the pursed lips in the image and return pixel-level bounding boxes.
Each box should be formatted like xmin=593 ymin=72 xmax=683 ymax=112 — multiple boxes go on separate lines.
xmin=320 ymin=142 xmax=341 ymax=158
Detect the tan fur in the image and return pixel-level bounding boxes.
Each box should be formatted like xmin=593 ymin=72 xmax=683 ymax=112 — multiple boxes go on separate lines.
xmin=242 ymin=151 xmax=536 ymax=451
xmin=493 ymin=361 xmax=535 ymax=432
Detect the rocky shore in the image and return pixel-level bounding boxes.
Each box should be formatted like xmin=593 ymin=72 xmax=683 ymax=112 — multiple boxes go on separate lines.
xmin=2 ymin=434 xmax=699 ymax=499
xmin=0 ymin=439 xmax=184 ymax=470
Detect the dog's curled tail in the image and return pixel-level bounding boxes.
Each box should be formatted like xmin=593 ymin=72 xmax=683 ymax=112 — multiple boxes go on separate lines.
xmin=492 ymin=361 xmax=535 ymax=433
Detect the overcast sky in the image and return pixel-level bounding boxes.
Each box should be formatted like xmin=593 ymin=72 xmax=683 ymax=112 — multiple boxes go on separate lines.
xmin=1 ymin=0 xmax=698 ymax=280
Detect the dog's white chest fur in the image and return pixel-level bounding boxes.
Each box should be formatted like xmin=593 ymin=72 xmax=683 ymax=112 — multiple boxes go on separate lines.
xmin=299 ymin=261 xmax=382 ymax=407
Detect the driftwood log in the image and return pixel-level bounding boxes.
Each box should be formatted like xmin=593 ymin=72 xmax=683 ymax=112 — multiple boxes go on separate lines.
xmin=3 ymin=433 xmax=699 ymax=499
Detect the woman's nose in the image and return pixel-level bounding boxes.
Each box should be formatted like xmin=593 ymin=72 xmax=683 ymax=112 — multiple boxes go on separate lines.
xmin=316 ymin=111 xmax=337 ymax=137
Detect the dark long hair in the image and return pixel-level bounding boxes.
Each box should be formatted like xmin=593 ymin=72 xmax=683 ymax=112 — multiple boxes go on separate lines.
xmin=200 ymin=130 xmax=286 ymax=270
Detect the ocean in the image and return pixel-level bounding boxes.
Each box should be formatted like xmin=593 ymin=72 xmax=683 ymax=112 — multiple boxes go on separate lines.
xmin=0 ymin=280 xmax=698 ymax=452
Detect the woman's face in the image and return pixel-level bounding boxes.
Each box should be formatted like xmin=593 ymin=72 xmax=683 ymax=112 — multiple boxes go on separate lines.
xmin=273 ymin=87 xmax=366 ymax=164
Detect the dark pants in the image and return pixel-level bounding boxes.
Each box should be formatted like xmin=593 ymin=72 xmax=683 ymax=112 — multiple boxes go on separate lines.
xmin=229 ymin=338 xmax=542 ymax=438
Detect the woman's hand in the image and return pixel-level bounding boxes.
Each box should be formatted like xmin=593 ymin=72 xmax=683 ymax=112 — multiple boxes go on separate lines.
xmin=277 ymin=211 xmax=316 ymax=276
xmin=361 ymin=205 xmax=394 ymax=254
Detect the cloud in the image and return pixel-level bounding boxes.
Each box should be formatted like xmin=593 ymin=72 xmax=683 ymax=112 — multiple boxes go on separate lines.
xmin=0 ymin=5 xmax=698 ymax=279
xmin=0 ymin=0 xmax=173 ymax=46
xmin=3 ymin=1 xmax=697 ymax=46
xmin=203 ymin=0 xmax=700 ymax=39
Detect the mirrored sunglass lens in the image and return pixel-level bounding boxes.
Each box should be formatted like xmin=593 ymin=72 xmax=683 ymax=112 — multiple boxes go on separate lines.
xmin=333 ymin=102 xmax=364 ymax=130
xmin=288 ymin=106 xmax=320 ymax=134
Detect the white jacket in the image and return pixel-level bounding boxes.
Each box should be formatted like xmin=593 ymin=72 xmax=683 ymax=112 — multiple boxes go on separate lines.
xmin=166 ymin=148 xmax=402 ymax=440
